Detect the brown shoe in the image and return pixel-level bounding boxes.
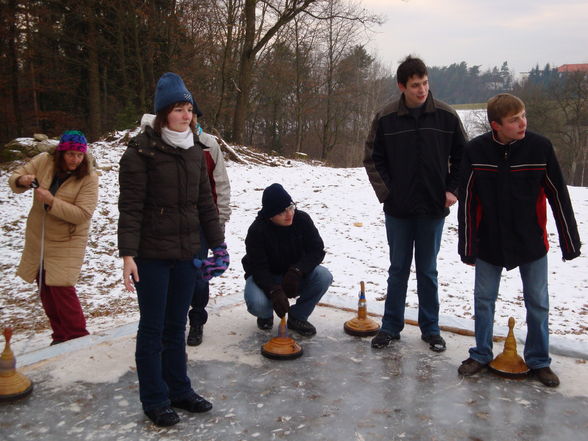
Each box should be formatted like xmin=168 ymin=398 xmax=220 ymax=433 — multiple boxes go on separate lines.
xmin=458 ymin=358 xmax=487 ymax=376
xmin=531 ymin=367 xmax=560 ymax=387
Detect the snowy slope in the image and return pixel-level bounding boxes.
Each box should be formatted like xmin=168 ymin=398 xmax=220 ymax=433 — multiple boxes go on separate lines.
xmin=1 ymin=127 xmax=586 ymax=354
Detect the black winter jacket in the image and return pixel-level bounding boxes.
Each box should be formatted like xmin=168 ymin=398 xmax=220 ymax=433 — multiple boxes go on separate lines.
xmin=118 ymin=126 xmax=223 ymax=259
xmin=364 ymin=92 xmax=466 ymax=218
xmin=242 ymin=210 xmax=326 ymax=296
xmin=458 ymin=131 xmax=581 ymax=270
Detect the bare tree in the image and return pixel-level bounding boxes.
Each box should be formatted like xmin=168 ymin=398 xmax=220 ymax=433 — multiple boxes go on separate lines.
xmin=231 ymin=0 xmax=381 ymax=144
xmin=550 ymin=72 xmax=588 ymax=186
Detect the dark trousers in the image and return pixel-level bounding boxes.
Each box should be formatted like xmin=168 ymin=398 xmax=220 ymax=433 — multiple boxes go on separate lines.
xmin=188 ymin=234 xmax=209 ymax=328
xmin=382 ymin=215 xmax=444 ymax=336
xmin=134 ymin=258 xmax=198 ymax=411
xmin=38 ymin=271 xmax=89 ymax=342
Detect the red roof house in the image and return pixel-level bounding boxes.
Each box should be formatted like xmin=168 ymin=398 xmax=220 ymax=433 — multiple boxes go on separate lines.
xmin=557 ymin=64 xmax=588 ymax=73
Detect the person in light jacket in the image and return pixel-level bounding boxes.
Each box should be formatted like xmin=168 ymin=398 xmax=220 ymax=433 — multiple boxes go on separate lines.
xmin=9 ymin=131 xmax=99 ymax=345
xmin=186 ymin=129 xmax=231 ymax=346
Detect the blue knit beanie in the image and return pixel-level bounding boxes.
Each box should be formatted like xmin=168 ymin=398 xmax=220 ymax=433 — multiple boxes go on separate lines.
xmin=259 ymin=183 xmax=293 ymax=219
xmin=154 ymin=72 xmax=203 ymax=116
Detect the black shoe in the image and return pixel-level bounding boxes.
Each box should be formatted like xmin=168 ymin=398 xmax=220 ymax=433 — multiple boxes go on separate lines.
xmin=287 ymin=317 xmax=317 ymax=336
xmin=145 ymin=406 xmax=180 ymax=427
xmin=171 ymin=393 xmax=213 ymax=413
xmin=371 ymin=330 xmax=400 ymax=349
xmin=187 ymin=325 xmax=203 ymax=346
xmin=458 ymin=358 xmax=487 ymax=376
xmin=421 ymin=334 xmax=446 ymax=352
xmin=257 ymin=317 xmax=274 ymax=330
xmin=531 ymin=367 xmax=560 ymax=387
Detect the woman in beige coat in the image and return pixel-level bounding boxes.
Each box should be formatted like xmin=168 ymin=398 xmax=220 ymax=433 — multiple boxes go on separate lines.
xmin=9 ymin=130 xmax=99 ymax=344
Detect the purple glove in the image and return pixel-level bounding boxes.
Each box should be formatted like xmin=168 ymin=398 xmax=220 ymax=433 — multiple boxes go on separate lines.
xmin=193 ymin=243 xmax=229 ymax=281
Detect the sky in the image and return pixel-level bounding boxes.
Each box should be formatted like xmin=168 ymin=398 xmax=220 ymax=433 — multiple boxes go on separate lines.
xmin=2 ymin=111 xmax=587 ymax=357
xmin=361 ymin=0 xmax=588 ymax=77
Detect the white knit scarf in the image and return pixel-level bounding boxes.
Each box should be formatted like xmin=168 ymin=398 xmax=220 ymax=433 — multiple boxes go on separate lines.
xmin=161 ymin=127 xmax=194 ymax=150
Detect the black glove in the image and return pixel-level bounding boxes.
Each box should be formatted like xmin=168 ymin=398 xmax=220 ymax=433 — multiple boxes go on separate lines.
xmin=268 ymin=286 xmax=289 ymax=318
xmin=282 ymin=267 xmax=302 ymax=298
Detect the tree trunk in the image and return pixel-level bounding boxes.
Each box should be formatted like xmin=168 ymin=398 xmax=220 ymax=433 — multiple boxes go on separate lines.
xmin=86 ymin=16 xmax=101 ymax=140
xmin=132 ymin=12 xmax=147 ymax=111
xmin=8 ymin=0 xmax=22 ymax=136
xmin=294 ymin=19 xmax=304 ymax=153
xmin=213 ymin=0 xmax=237 ymax=129
xmin=115 ymin=4 xmax=129 ymax=98
xmin=231 ymin=0 xmax=256 ymax=144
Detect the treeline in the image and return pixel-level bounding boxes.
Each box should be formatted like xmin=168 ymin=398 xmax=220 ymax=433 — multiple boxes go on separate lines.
xmin=1 ymin=0 xmax=392 ymax=167
xmin=514 ymin=64 xmax=588 ymax=187
xmin=429 ymin=61 xmax=513 ymax=104
xmin=1 ymin=2 xmax=584 ymax=172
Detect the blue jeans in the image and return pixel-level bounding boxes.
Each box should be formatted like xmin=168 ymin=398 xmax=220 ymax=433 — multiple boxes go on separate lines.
xmin=244 ymin=266 xmax=333 ymax=321
xmin=189 ymin=233 xmax=209 ymax=327
xmin=469 ymin=256 xmax=550 ymax=368
xmin=134 ymin=258 xmax=198 ymax=411
xmin=382 ymin=215 xmax=444 ymax=336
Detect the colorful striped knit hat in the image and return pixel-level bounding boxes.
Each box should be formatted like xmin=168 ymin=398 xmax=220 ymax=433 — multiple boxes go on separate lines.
xmin=57 ymin=130 xmax=88 ymax=153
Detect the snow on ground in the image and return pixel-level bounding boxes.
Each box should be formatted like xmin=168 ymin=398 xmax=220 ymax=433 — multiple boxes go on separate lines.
xmin=1 ymin=124 xmax=587 ymax=355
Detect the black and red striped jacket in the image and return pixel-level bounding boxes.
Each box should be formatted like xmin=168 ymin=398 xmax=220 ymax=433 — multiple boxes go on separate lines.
xmin=458 ymin=130 xmax=581 ymax=270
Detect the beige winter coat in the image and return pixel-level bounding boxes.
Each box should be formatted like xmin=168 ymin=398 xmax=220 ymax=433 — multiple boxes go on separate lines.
xmin=9 ymin=152 xmax=99 ymax=286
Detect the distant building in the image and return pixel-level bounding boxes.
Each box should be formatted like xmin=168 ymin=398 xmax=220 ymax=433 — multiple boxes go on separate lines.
xmin=557 ymin=64 xmax=588 ymax=73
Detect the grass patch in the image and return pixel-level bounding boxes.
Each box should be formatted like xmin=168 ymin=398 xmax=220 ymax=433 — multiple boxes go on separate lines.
xmin=452 ymin=102 xmax=486 ymax=110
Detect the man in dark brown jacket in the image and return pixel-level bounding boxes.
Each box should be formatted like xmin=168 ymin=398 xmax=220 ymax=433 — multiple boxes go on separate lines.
xmin=364 ymin=56 xmax=465 ymax=353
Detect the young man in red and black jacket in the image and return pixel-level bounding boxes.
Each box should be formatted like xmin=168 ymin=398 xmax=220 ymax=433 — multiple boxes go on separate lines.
xmin=457 ymin=93 xmax=581 ymax=387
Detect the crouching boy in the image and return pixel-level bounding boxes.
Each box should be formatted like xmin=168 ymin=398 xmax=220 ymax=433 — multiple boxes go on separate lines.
xmin=242 ymin=183 xmax=333 ymax=336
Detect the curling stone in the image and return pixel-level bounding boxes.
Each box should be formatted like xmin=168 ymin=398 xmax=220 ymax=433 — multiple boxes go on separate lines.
xmin=489 ymin=317 xmax=529 ymax=378
xmin=261 ymin=316 xmax=303 ymax=360
xmin=0 ymin=328 xmax=33 ymax=402
xmin=344 ymin=281 xmax=380 ymax=337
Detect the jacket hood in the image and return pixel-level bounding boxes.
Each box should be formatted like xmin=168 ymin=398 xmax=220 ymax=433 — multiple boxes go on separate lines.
xmin=140 ymin=113 xmax=156 ymax=130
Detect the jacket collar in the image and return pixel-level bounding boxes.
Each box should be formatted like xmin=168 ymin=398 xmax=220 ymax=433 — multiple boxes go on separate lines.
xmin=491 ymin=131 xmax=522 ymax=146
xmin=140 ymin=126 xmax=196 ymax=155
xmin=397 ymin=91 xmax=436 ymax=116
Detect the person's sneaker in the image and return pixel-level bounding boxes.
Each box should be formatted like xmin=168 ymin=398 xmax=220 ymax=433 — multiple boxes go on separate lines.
xmin=144 ymin=406 xmax=180 ymax=427
xmin=421 ymin=334 xmax=446 ymax=352
xmin=257 ymin=317 xmax=274 ymax=330
xmin=171 ymin=393 xmax=213 ymax=413
xmin=531 ymin=366 xmax=560 ymax=387
xmin=370 ymin=330 xmax=400 ymax=349
xmin=458 ymin=358 xmax=487 ymax=376
xmin=186 ymin=325 xmax=203 ymax=346
xmin=287 ymin=317 xmax=317 ymax=336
